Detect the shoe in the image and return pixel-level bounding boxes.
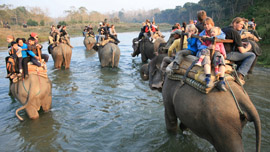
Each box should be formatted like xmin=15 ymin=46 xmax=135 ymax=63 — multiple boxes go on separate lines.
xmin=171 ymin=62 xmax=179 ymax=70
xmin=233 ymin=72 xmax=245 ymax=85
xmin=165 ymin=66 xmax=173 ymax=75
xmin=10 ymin=73 xmax=16 ymax=79
xmin=25 ymin=74 xmax=29 ymax=79
xmin=195 ymin=62 xmax=202 ymax=66
xmin=216 ymin=81 xmax=227 ymax=91
xmin=205 ymin=77 xmax=211 ymax=88
xmin=12 ymin=77 xmax=18 ymax=83
xmin=5 ymin=73 xmax=11 ymax=78
xmin=134 ymin=41 xmax=139 ymax=44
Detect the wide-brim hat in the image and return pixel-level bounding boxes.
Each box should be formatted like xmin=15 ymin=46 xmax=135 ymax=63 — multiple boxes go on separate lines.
xmin=172 ymin=29 xmax=182 ymax=35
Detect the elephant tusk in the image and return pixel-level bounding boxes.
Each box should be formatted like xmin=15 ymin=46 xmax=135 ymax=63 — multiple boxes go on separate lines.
xmin=16 ymin=105 xmax=27 ymax=121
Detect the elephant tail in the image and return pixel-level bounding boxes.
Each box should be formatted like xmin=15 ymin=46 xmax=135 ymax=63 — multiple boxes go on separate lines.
xmin=252 ymin=108 xmax=261 ymax=152
xmin=16 ymin=105 xmax=27 ymax=121
xmin=111 ymin=46 xmax=115 ymax=68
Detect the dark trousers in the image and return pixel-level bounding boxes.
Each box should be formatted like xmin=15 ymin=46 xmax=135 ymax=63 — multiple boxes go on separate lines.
xmin=22 ymin=57 xmax=30 ymax=77
xmin=41 ymin=54 xmax=49 ymax=62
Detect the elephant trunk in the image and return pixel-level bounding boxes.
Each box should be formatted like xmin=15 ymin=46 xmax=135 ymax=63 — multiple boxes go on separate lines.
xmin=16 ymin=105 xmax=27 ymax=121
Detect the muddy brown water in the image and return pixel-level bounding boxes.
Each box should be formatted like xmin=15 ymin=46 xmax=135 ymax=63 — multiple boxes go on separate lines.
xmin=0 ymin=32 xmax=269 ymax=151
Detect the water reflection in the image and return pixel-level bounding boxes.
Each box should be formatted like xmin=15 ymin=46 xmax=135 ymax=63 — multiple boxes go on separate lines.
xmin=17 ymin=112 xmax=62 ymax=151
xmin=84 ymin=49 xmax=97 ymax=58
xmin=50 ymin=69 xmax=78 ymax=96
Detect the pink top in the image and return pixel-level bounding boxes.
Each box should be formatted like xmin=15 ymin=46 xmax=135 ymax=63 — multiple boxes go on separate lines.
xmin=215 ymin=42 xmax=226 ymax=57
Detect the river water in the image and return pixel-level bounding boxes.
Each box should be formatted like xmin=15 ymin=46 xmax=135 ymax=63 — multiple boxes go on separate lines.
xmin=0 ymin=32 xmax=269 ymax=151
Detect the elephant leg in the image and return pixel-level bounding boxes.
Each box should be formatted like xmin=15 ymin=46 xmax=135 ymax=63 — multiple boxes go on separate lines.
xmin=212 ymin=132 xmax=244 ymax=152
xmin=26 ymin=105 xmax=39 ymax=119
xmin=41 ymin=96 xmax=52 ymax=112
xmin=163 ymin=96 xmax=178 ymax=132
xmin=141 ymin=53 xmax=147 ymax=63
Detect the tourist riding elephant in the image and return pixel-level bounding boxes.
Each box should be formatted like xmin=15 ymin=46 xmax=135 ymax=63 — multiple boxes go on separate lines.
xmin=94 ymin=43 xmax=120 ymax=68
xmin=131 ymin=37 xmax=166 ymax=63
xmin=10 ymin=74 xmax=52 ymax=121
xmin=84 ymin=36 xmax=96 ymax=50
xmin=145 ymin=55 xmax=261 ymax=152
xmin=50 ymin=43 xmax=72 ymax=69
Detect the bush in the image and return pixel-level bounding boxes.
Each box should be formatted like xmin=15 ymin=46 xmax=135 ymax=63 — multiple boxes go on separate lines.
xmin=27 ymin=19 xmax=38 ymax=26
xmin=58 ymin=21 xmax=67 ymax=26
xmin=40 ymin=20 xmax=45 ymax=26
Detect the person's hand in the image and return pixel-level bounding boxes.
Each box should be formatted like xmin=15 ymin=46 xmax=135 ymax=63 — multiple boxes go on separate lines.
xmin=246 ymin=43 xmax=252 ymax=50
xmin=35 ymin=56 xmax=39 ymax=60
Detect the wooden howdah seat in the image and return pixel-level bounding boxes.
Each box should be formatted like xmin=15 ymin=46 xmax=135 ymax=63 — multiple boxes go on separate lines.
xmin=167 ymin=33 xmax=234 ymax=94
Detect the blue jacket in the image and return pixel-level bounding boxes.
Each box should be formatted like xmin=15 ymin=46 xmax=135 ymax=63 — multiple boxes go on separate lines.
xmin=187 ymin=37 xmax=198 ymax=55
xmin=196 ymin=29 xmax=226 ymax=51
xmin=20 ymin=43 xmax=36 ymax=58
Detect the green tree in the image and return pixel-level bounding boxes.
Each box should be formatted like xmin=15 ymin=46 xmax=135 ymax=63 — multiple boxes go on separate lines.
xmin=27 ymin=19 xmax=38 ymax=26
xmin=40 ymin=20 xmax=45 ymax=26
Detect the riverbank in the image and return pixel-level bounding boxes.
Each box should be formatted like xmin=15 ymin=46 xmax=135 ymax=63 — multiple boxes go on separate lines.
xmin=0 ymin=23 xmax=171 ymax=47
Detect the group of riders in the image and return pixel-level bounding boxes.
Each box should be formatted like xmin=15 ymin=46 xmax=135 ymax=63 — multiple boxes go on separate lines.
xmin=134 ymin=10 xmax=261 ymax=92
xmin=4 ymin=10 xmax=261 ymax=92
xmin=5 ymin=24 xmax=74 ymax=83
xmin=83 ymin=21 xmax=120 ymax=46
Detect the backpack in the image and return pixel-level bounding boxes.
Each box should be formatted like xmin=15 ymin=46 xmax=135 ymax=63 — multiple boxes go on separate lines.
xmin=6 ymin=56 xmax=17 ymax=74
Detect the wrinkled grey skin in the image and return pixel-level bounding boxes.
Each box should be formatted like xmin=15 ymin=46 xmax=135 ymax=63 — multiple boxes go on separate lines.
xmin=51 ymin=43 xmax=72 ymax=69
xmin=140 ymin=54 xmax=167 ymax=91
xmin=162 ymin=76 xmax=261 ymax=152
xmin=140 ymin=64 xmax=149 ymax=81
xmin=144 ymin=55 xmax=261 ymax=152
xmin=84 ymin=36 xmax=96 ymax=50
xmin=94 ymin=43 xmax=120 ymax=68
xmin=10 ymin=74 xmax=52 ymax=121
xmin=132 ymin=37 xmax=166 ymax=63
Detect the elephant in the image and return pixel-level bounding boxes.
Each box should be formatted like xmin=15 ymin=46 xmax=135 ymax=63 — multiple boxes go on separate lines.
xmin=131 ymin=37 xmax=166 ymax=63
xmin=84 ymin=36 xmax=96 ymax=50
xmin=143 ymin=55 xmax=261 ymax=152
xmin=50 ymin=43 xmax=72 ymax=69
xmin=93 ymin=43 xmax=120 ymax=68
xmin=10 ymin=74 xmax=52 ymax=121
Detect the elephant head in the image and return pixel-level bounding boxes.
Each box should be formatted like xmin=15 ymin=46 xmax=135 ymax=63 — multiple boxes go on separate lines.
xmin=51 ymin=43 xmax=72 ymax=69
xmin=142 ymin=54 xmax=167 ymax=91
xmin=10 ymin=74 xmax=52 ymax=121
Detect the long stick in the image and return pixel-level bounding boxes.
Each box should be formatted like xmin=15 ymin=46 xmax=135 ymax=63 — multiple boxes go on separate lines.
xmin=37 ymin=47 xmax=42 ymax=62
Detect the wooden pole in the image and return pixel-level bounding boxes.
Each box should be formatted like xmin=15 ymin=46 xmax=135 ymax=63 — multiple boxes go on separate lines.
xmin=37 ymin=47 xmax=42 ymax=63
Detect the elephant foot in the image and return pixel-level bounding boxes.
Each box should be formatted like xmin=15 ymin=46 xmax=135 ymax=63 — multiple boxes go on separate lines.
xmin=26 ymin=107 xmax=39 ymax=120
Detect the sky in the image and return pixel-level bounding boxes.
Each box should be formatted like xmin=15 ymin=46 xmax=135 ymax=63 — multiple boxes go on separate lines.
xmin=1 ymin=0 xmax=200 ymax=18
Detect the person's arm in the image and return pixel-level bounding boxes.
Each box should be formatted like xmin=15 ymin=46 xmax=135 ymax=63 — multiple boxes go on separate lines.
xmin=238 ymin=43 xmax=252 ymax=53
xmin=217 ymin=30 xmax=226 ymax=39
